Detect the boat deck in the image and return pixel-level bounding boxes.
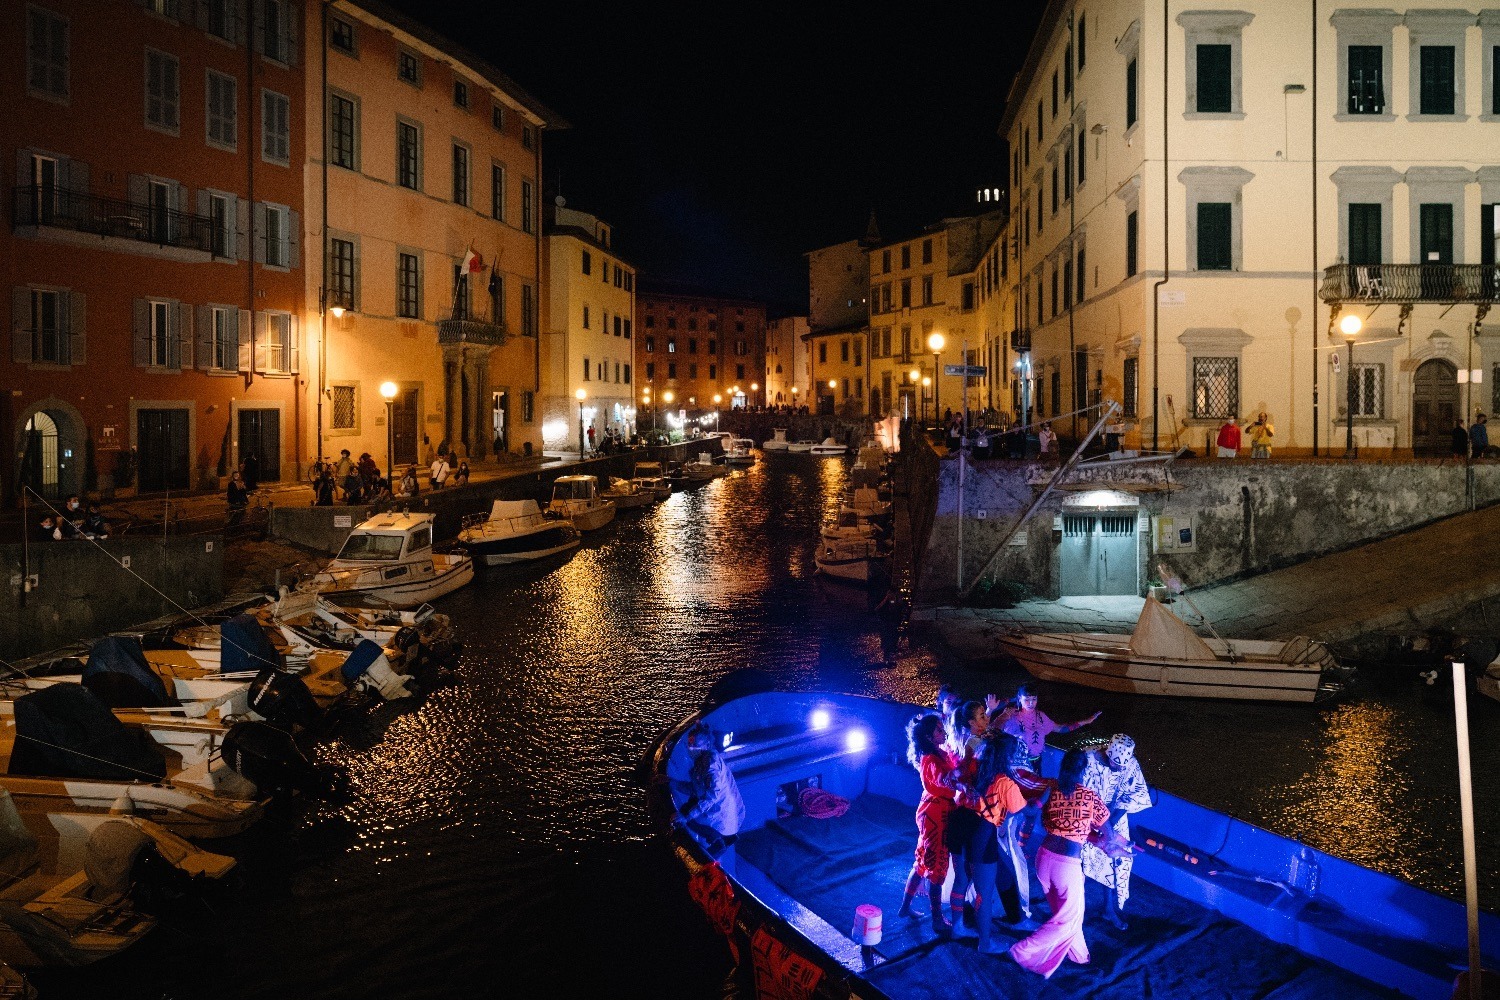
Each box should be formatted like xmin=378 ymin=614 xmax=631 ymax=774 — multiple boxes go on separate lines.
xmin=735 ymin=793 xmax=1400 ymax=1000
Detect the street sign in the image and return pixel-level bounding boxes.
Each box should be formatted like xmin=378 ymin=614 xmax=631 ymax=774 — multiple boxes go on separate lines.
xmin=944 ymin=364 xmax=988 ymax=377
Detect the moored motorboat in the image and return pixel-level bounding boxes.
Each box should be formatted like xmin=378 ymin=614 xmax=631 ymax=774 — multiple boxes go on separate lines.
xmin=820 ymin=511 xmax=890 ymax=546
xmin=995 ymin=595 xmax=1350 ymax=703
xmin=723 ymin=439 xmax=756 ymax=466
xmin=308 ymin=513 xmax=473 ymax=608
xmin=787 ymin=440 xmax=816 ymax=453
xmin=631 ymin=461 xmax=673 ymax=499
xmin=840 ymin=486 xmax=892 ymax=520
xmin=683 ymin=453 xmax=726 ymax=480
xmin=762 ymin=428 xmax=791 ymax=451
xmin=601 ymin=476 xmax=656 ymax=509
xmin=814 ymin=537 xmax=888 ymax=583
xmin=548 ymin=475 xmax=617 ymax=531
xmin=458 ymin=499 xmax=582 ymax=565
xmin=809 ymin=437 xmax=847 ymax=456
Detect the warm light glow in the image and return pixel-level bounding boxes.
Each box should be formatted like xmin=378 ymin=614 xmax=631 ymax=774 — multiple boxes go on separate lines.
xmin=330 ymin=306 xmax=345 ymax=319
xmin=663 ymin=391 xmax=674 ymax=403
xmin=828 ymin=379 xmax=838 ymax=389
xmin=922 ymin=376 xmax=931 ymax=387
xmin=927 ymin=331 xmax=945 ymax=353
xmin=846 ymin=729 xmax=870 ymax=752
xmin=713 ymin=394 xmax=722 ymax=404
xmin=575 ymin=388 xmax=587 ymax=401
xmin=689 ymin=396 xmax=696 ymax=405
xmin=379 ymin=381 xmax=399 ymax=400
xmin=1339 ymin=314 xmax=1363 ymax=338
xmin=750 ymin=382 xmax=759 ymax=391
xmin=643 ymin=386 xmax=652 ymax=395
xmin=732 ymin=385 xmax=741 ymax=394
xmin=791 ymin=386 xmax=798 ymax=394
xmin=909 ymin=369 xmax=920 ymax=382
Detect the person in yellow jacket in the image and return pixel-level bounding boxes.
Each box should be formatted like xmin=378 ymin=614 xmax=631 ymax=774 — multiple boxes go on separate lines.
xmin=1245 ymin=412 xmax=1274 ymax=459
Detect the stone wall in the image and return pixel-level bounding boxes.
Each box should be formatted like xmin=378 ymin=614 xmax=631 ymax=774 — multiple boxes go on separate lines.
xmin=1 ymin=535 xmax=223 ymax=659
xmin=919 ymin=456 xmax=1500 ymax=606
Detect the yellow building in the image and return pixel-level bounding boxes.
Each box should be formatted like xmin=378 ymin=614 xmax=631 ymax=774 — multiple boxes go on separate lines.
xmin=542 ymin=205 xmax=637 ymax=454
xmin=303 ymin=0 xmax=563 ymax=473
xmin=764 ymin=315 xmax=809 ymax=406
xmin=1004 ymin=0 xmax=1499 ymax=455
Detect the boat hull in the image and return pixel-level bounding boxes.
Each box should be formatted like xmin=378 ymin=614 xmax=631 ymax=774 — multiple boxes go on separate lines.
xmin=314 ymin=554 xmax=473 ymax=608
xmin=569 ymin=505 xmax=617 ymax=531
xmin=463 ymin=525 xmax=581 ymax=565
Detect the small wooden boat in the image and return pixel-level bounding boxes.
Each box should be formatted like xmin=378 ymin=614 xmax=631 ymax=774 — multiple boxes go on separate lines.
xmin=814 ymin=537 xmax=888 ymax=583
xmin=761 ymin=428 xmax=790 ymax=452
xmin=995 ymin=595 xmax=1349 ymax=703
xmin=839 ymin=486 xmax=891 ymax=520
xmin=810 ymin=437 xmax=847 ymax=456
xmin=600 ymin=476 xmax=656 ymax=509
xmin=458 ymin=500 xmax=581 ymax=565
xmin=820 ymin=511 xmax=890 ymax=546
xmin=309 ymin=513 xmax=473 ymax=607
xmin=630 ymin=462 xmax=673 ymax=499
xmin=548 ymin=475 xmax=617 ymax=531
xmin=723 ymin=439 xmax=756 ymax=466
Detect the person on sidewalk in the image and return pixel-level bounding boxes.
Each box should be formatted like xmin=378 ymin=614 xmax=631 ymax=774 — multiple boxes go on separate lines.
xmin=1039 ymin=422 xmax=1057 ymax=459
xmin=1245 ymin=412 xmax=1275 ymax=459
xmin=429 ymin=453 xmax=451 ymax=490
xmin=1453 ymin=419 xmax=1472 ymax=460
xmin=226 ymin=472 xmax=249 ymax=526
xmin=241 ymin=451 xmax=260 ymax=493
xmin=314 ymin=469 xmax=336 ymax=506
xmin=334 ymin=449 xmax=357 ymax=502
xmin=1470 ymin=413 xmax=1490 ymax=459
xmin=1215 ymin=417 xmax=1242 ymax=458
xmin=452 ymin=461 xmax=470 ymax=487
xmin=1081 ymin=734 xmax=1151 ymax=930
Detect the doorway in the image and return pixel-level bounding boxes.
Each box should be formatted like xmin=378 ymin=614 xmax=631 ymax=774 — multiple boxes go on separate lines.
xmin=137 ymin=408 xmax=190 ymax=491
xmin=1411 ymin=358 xmax=1458 ymax=455
xmin=393 ymin=388 xmax=419 ymax=466
xmin=20 ymin=412 xmax=59 ymax=500
xmin=237 ymin=408 xmax=281 ymax=483
xmin=1059 ymin=511 xmax=1139 ymax=596
xmin=491 ymin=390 xmax=508 ymax=456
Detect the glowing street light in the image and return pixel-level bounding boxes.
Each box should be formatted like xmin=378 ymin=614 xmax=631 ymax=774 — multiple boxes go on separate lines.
xmin=927 ymin=332 xmax=946 ymax=429
xmin=828 ymin=379 xmax=837 ymax=388
xmin=663 ymin=390 xmax=674 ymax=403
xmin=1340 ymin=313 xmax=1363 ymax=459
xmin=379 ymin=381 xmax=399 ymax=482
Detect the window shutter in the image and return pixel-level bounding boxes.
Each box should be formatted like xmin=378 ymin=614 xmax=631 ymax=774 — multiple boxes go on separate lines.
xmin=11 ymin=288 xmax=31 ymax=364
xmin=1483 ymin=205 xmax=1495 ymax=268
xmin=284 ymin=3 xmax=299 ymax=67
xmin=133 ymin=298 xmax=151 ymax=366
xmin=288 ymin=314 xmax=300 ymax=372
xmin=15 ymin=148 xmax=32 ymax=187
xmin=237 ymin=308 xmax=251 ymax=371
xmin=252 ymin=203 xmax=266 ymax=264
xmin=175 ymin=181 xmax=188 ymax=216
xmin=250 ymin=0 xmax=264 ymax=54
xmin=167 ymin=300 xmax=183 ymax=369
xmin=195 ymin=304 xmax=213 ymax=369
xmin=193 ymin=0 xmax=208 ymax=31
xmin=127 ymin=174 xmax=148 ymax=227
xmin=287 ymin=209 xmax=301 ymax=270
xmin=197 ymin=189 xmax=209 ymax=219
xmin=56 ymin=290 xmax=71 ymax=365
xmin=64 ymin=158 xmax=88 ymax=197
xmin=235 ymin=196 xmax=250 ymax=261
xmin=69 ymin=291 xmax=86 ymax=366
xmin=253 ymin=312 xmax=268 ymax=372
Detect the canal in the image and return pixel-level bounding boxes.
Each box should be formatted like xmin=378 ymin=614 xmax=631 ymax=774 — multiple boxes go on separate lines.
xmin=33 ymin=454 xmax=1498 ymax=999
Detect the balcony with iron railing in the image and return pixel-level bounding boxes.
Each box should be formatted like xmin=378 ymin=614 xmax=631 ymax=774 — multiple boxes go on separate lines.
xmin=1320 ymin=263 xmax=1499 ymax=306
xmin=13 ymin=185 xmax=215 ymax=255
xmin=436 ymin=311 xmax=508 ymax=347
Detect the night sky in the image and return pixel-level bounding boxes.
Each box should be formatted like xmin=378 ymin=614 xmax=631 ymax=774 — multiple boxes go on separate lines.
xmin=388 ymin=1 xmax=1044 ymax=312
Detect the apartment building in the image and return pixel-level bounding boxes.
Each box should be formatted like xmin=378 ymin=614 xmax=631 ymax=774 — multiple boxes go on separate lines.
xmin=1003 ymin=0 xmax=1500 ymax=455
xmin=636 ymin=288 xmax=767 ymax=414
xmin=805 ymin=237 xmax=872 ymax=416
xmin=305 ymin=0 xmax=561 ymax=472
xmin=542 ymin=204 xmax=636 ymax=453
xmin=764 ymin=314 xmax=809 ymax=406
xmin=4 ymin=0 xmax=306 ymax=502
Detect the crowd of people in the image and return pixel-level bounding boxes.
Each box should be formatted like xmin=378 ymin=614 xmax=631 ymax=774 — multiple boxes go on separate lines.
xmin=937 ymin=408 xmax=1061 ymax=461
xmin=34 ymin=494 xmax=110 ymax=541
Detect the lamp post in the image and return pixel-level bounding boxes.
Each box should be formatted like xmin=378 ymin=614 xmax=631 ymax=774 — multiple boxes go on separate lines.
xmin=750 ymin=382 xmax=759 ymax=410
xmin=379 ymin=381 xmax=398 ymax=484
xmin=576 ymin=388 xmax=587 ymax=458
xmin=927 ymin=332 xmax=946 ymax=429
xmin=921 ymin=376 xmax=932 ymax=428
xmin=1340 ymin=313 xmax=1362 ymax=459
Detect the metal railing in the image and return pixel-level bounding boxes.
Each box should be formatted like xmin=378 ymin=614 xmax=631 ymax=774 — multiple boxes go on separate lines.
xmin=437 ymin=317 xmax=508 ymax=346
xmin=13 ymin=185 xmax=215 ymax=253
xmin=1320 ymin=263 xmax=1500 ymax=305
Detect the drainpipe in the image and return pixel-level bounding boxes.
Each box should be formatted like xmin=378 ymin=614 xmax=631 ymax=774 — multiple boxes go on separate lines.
xmin=534 ymin=128 xmax=543 ymax=426
xmin=1311 ymin=0 xmax=1320 ymax=456
xmin=1150 ymin=0 xmax=1171 ymax=451
xmin=1068 ymin=9 xmax=1079 ymax=442
xmin=317 ymin=0 xmax=332 ymax=465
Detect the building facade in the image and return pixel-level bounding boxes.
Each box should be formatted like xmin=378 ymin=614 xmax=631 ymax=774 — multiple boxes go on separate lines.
xmin=764 ymin=314 xmax=809 ymax=406
xmin=636 ymin=289 xmax=767 ymax=417
xmin=5 ymin=0 xmax=306 ymax=503
xmin=1003 ymin=0 xmax=1500 ymax=455
xmin=305 ymin=0 xmax=561 ymax=475
xmin=542 ymin=204 xmax=636 ymax=454
xmin=805 ymin=238 xmax=872 ymax=416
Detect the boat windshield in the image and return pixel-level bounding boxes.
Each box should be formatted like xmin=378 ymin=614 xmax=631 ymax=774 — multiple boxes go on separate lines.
xmin=337 ymin=533 xmax=405 ymax=561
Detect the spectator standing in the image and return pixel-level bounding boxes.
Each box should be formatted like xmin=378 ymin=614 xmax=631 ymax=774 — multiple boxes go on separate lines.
xmin=1471 ymin=413 xmax=1490 ymax=459
xmin=1453 ymin=419 xmax=1472 ymax=460
xmin=429 ymin=453 xmax=451 ymax=489
xmin=1215 ymin=418 xmax=1241 ymax=458
xmin=1245 ymin=412 xmax=1275 ymax=459
xmin=241 ymin=451 xmax=260 ymax=493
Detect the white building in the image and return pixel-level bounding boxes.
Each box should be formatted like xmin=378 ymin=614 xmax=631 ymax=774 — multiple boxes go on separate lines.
xmin=764 ymin=315 xmax=810 ymax=405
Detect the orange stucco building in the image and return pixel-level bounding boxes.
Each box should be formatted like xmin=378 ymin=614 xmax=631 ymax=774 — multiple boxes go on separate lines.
xmin=636 ymin=288 xmax=768 ymax=417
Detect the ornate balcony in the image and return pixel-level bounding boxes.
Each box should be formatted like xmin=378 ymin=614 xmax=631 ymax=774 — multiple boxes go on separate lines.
xmin=436 ymin=316 xmax=507 ymax=346
xmin=13 ymin=185 xmax=215 ymax=254
xmin=1320 ymin=263 xmax=1499 ymax=306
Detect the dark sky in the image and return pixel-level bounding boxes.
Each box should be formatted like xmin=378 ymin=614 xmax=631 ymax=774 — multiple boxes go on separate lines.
xmin=388 ymin=1 xmax=1044 ymax=312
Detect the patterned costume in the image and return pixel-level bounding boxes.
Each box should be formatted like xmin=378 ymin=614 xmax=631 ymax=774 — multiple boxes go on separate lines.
xmin=1010 ymin=786 xmax=1110 ymax=978
xmin=1081 ymin=738 xmax=1151 ymax=907
xmin=913 ymin=751 xmax=959 ymax=882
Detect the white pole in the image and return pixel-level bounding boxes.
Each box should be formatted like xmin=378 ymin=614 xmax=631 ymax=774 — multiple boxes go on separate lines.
xmin=958 ymin=340 xmax=969 ymax=591
xmin=1452 ymin=660 xmax=1483 ymax=1000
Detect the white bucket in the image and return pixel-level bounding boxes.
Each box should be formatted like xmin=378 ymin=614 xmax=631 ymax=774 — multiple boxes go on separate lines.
xmin=852 ymin=903 xmax=882 ymax=946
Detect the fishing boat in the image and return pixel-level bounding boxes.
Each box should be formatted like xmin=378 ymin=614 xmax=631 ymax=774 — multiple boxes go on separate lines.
xmin=820 ymin=511 xmax=890 ymax=546
xmin=600 ymin=476 xmax=656 ymax=510
xmin=724 ymin=439 xmax=756 ymax=466
xmin=762 ymin=428 xmax=791 ymax=452
xmin=308 ymin=513 xmax=473 ymax=607
xmin=683 ymin=453 xmax=726 ymax=480
xmin=994 ymin=595 xmax=1349 ymax=703
xmin=649 ymin=685 xmax=1500 ymax=1000
xmin=840 ymin=486 xmax=892 ymax=520
xmin=548 ymin=475 xmax=617 ymax=531
xmin=814 ymin=537 xmax=888 ymax=583
xmin=458 ymin=499 xmax=582 ymax=565
xmin=810 ymin=437 xmax=848 ymax=456
xmin=631 ymin=461 xmax=673 ymax=499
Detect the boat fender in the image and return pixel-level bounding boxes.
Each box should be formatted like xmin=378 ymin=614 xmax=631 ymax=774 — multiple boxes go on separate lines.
xmin=220 ymin=720 xmax=317 ymax=795
xmin=248 ymin=668 xmax=321 ymax=731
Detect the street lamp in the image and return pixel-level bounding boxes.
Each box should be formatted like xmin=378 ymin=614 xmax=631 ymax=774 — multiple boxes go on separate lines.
xmin=1340 ymin=313 xmax=1362 ymax=459
xmin=927 ymin=332 xmax=946 ymax=428
xmin=379 ymin=381 xmax=398 ymax=484
xmin=921 ymin=375 xmax=932 ymax=428
xmin=576 ymin=388 xmax=587 ymax=458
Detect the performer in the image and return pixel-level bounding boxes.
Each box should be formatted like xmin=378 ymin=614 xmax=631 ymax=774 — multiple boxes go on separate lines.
xmin=944 ymin=700 xmax=989 ymax=935
xmin=1082 ymin=734 xmax=1152 ymax=929
xmin=896 ymin=713 xmax=961 ymax=936
xmin=1010 ymin=749 xmax=1110 ymax=978
xmin=669 ymin=723 xmax=745 ymax=867
xmin=1000 ymin=684 xmax=1101 ymax=764
xmin=971 ymin=733 xmax=1034 ymax=953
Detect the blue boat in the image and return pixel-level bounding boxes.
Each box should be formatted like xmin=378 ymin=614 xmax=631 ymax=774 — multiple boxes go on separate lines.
xmin=648 ymin=685 xmax=1498 ymax=999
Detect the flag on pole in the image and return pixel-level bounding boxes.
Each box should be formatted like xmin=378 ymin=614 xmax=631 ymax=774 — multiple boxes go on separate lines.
xmin=462 ymin=246 xmax=484 ymax=274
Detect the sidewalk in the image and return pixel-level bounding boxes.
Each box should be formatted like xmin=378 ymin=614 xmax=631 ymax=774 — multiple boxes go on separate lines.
xmin=916 ymin=501 xmax=1500 ymax=657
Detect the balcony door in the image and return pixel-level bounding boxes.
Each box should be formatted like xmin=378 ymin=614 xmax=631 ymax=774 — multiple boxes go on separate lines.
xmin=30 ymin=154 xmax=57 ymax=225
xmin=1411 ymin=358 xmax=1457 ymax=456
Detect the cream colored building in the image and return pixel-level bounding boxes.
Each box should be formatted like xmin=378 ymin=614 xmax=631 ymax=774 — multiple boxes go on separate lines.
xmin=303 ymin=0 xmax=562 ymax=473
xmin=1004 ymin=0 xmax=1500 ymax=455
xmin=764 ymin=315 xmax=809 ymax=405
xmin=542 ymin=205 xmax=636 ymax=454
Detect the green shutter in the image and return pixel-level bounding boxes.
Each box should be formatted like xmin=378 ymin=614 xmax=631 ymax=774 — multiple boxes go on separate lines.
xmin=1420 ymin=46 xmax=1455 ymax=115
xmin=1349 ymin=203 xmax=1382 ymax=266
xmin=1197 ymin=45 xmax=1232 ymax=113
xmin=1197 ymin=202 xmax=1233 ymax=270
xmin=1420 ymin=203 xmax=1453 ymax=264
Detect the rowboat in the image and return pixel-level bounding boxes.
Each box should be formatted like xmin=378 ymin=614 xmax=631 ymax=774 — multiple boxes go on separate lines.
xmin=649 ymin=685 xmax=1498 ymax=1000
xmin=814 ymin=537 xmax=888 ymax=583
xmin=995 ymin=595 xmax=1350 ymax=703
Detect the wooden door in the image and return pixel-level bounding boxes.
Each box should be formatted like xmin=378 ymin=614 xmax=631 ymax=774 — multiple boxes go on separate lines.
xmin=1411 ymin=359 xmax=1457 ymax=455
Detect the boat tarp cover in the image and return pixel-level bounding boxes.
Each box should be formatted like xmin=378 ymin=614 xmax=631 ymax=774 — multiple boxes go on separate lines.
xmin=82 ymin=635 xmax=176 ymax=708
xmin=9 ymin=683 xmax=168 ymax=781
xmin=221 ymin=614 xmax=283 ymax=674
xmin=736 ymin=793 xmax=1394 ymax=1000
xmin=491 ymin=499 xmax=540 ymax=519
xmin=1129 ymin=595 xmax=1217 ymax=661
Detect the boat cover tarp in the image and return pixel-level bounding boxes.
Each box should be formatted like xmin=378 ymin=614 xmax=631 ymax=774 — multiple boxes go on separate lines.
xmin=81 ymin=636 xmax=176 ymax=707
xmin=1129 ymin=595 xmax=1216 ymax=661
xmin=736 ymin=792 xmax=1397 ymax=1000
xmin=491 ymin=499 xmax=540 ymax=519
xmin=221 ymin=614 xmax=283 ymax=674
xmin=8 ymin=683 xmax=168 ymax=781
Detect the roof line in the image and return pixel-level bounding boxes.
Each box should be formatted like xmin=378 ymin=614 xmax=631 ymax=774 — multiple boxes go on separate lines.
xmin=998 ymin=0 xmax=1070 ymax=139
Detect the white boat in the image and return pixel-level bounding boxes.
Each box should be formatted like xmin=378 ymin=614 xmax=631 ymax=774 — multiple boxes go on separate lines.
xmin=309 ymin=513 xmax=473 ymax=608
xmin=840 ymin=486 xmax=892 ymax=520
xmin=761 ymin=428 xmax=790 ymax=451
xmin=682 ymin=453 xmax=726 ymax=480
xmin=459 ymin=499 xmax=582 ymax=564
xmin=723 ymin=439 xmax=756 ymax=466
xmin=787 ymin=440 xmax=816 ymax=454
xmin=630 ymin=461 xmax=673 ymax=499
xmin=820 ymin=510 xmax=890 ymax=546
xmin=601 ymin=476 xmax=656 ymax=509
xmin=814 ymin=537 xmax=888 ymax=583
xmin=809 ymin=437 xmax=847 ymax=456
xmin=548 ymin=475 xmax=617 ymax=531
xmin=994 ymin=595 xmax=1350 ymax=703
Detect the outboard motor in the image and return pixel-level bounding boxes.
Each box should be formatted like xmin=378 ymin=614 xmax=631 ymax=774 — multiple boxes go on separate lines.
xmin=340 ymin=640 xmax=418 ymax=701
xmin=247 ymin=668 xmax=321 ymax=731
xmin=220 ymin=721 xmax=318 ymax=795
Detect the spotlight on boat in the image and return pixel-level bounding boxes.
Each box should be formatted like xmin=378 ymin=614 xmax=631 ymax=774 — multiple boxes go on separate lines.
xmin=845 ymin=729 xmax=869 ymax=752
xmin=721 ymin=731 xmax=734 ymax=750
xmin=810 ymin=708 xmax=832 ymax=731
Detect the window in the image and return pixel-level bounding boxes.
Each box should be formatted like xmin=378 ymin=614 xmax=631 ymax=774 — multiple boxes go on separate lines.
xmin=522 ymin=390 xmax=535 ymax=422
xmin=331 ymin=385 xmax=356 ymax=430
xmin=1064 ymin=144 xmax=1073 ymax=200
xmin=688 ymin=363 xmax=697 ymax=379
xmin=207 ymin=71 xmax=236 ymax=150
xmin=210 ymin=306 xmax=235 ymax=371
xmin=1063 ymin=258 xmax=1073 ymax=309
xmin=330 ymin=238 xmax=355 ymax=309
xmin=1191 ymin=357 xmax=1239 ymax=419
xmin=583 ymin=357 xmax=590 ymax=381
xmin=582 ymin=305 xmax=590 ymax=329
xmin=330 ymin=17 xmax=355 ymax=54
xmin=668 ymin=362 xmax=677 ymax=379
xmin=841 ymin=340 xmax=850 ymax=363
xmin=818 ymin=343 xmax=827 ymax=363
xmin=962 ymin=282 xmax=975 ymax=311
xmin=261 ymin=0 xmax=287 ymax=62
xmin=882 ymin=249 xmax=891 ymax=273
xmin=853 ymin=341 xmax=862 ymax=366
xmin=1077 ymin=14 xmax=1086 ymax=70
xmin=623 ymin=318 xmax=631 ymax=338
xmin=397 ymin=120 xmax=421 ymax=190
xmin=1348 ymin=203 xmax=1382 ymax=265
xmin=1493 ymin=44 xmax=1500 ymax=115
xmin=582 ymin=251 xmax=592 ymax=275
xmin=668 ymin=339 xmax=676 ymax=353
xmin=329 ymin=93 xmax=356 ymax=169
xmin=1051 ymin=69 xmax=1059 ymax=117
xmin=1126 ymin=211 xmax=1139 ymax=276
xmin=922 ymin=238 xmax=932 ymax=264
xmin=624 ymin=364 xmax=632 ymax=384
xmin=452 ymin=144 xmax=470 ymax=206
xmin=1051 ymin=269 xmax=1059 ymax=317
xmin=1179 ymin=11 xmax=1251 ymax=116
xmin=921 ymin=274 xmax=933 ymax=305
xmin=708 ymin=364 xmax=716 ymax=379
xmin=148 ymin=179 xmax=176 ymax=244
xmin=1123 ymin=357 xmax=1138 ymax=417
xmin=737 ymin=363 xmax=746 ymax=380
xmin=687 ymin=318 xmax=697 ymax=332
xmin=645 ymin=335 xmax=654 ymax=353
xmin=451 ymin=264 xmax=471 ymax=320
xmin=687 ymin=337 xmax=697 ymax=352
xmin=262 ymin=312 xmax=292 ymax=372
xmin=521 ymin=180 xmax=533 ymax=233
xmin=522 ymin=283 xmax=535 ymax=335
xmin=707 ymin=337 xmax=715 ymax=352
xmin=209 ymin=192 xmax=232 ymax=258
xmin=1349 ymin=363 xmax=1385 ymax=418
xmin=646 ymin=362 xmax=655 ymax=380
xmin=901 ymin=245 xmax=911 ymax=269
xmin=398 ymin=50 xmax=420 ymax=85
xmin=145 ymin=49 xmax=180 ymax=132
xmin=614 ymin=316 xmax=623 ymax=337
xmin=492 ymin=104 xmax=505 ymax=131
xmin=1051 ymin=371 xmax=1061 ymax=417
xmin=262 ymin=90 xmax=290 ymax=165
xmin=262 ymin=203 xmax=288 ymax=267
xmin=1196 ymin=203 xmax=1232 ymax=270
xmin=27 ymin=7 xmax=69 ymax=101
xmin=454 ymin=79 xmax=469 ymax=109
xmin=667 ymin=317 xmax=676 ymax=330
xmin=523 ymin=125 xmax=536 ymax=150
xmin=21 ymin=288 xmax=63 ymax=364
xmin=1051 ymin=164 xmax=1059 ymax=214
xmin=148 ymin=299 xmax=172 ymax=367
xmin=1419 ymin=46 xmax=1455 ymax=115
xmin=204 ymin=0 xmax=235 ymax=42
xmin=1196 ymin=45 xmax=1231 ymax=113
xmin=1348 ymin=45 xmax=1384 ymax=114
xmin=1064 ymin=42 xmax=1073 ymax=96
xmin=1076 ymin=247 xmax=1086 ymax=301
xmin=901 ymin=279 xmax=911 ymax=308
xmin=491 ymin=163 xmax=506 ymax=221
xmin=1126 ymin=58 xmax=1138 ymax=127
xmin=397 ymin=252 xmax=420 ymax=318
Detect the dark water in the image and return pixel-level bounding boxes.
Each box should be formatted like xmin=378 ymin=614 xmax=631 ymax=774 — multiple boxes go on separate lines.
xmin=35 ymin=458 xmax=1500 ymax=999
